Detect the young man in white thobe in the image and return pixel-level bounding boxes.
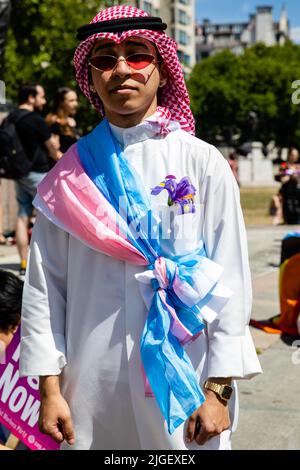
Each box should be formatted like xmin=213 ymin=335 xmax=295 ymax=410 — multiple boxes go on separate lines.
xmin=20 ymin=5 xmax=262 ymax=450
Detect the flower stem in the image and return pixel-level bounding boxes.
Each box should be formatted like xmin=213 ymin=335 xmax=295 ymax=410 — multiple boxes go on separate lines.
xmin=168 ymin=196 xmax=174 ymax=206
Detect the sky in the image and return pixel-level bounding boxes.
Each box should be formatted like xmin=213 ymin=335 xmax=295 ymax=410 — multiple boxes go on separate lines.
xmin=196 ymin=0 xmax=300 ymax=43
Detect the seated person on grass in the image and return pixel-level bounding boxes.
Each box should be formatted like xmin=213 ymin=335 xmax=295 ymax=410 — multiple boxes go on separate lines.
xmin=250 ymin=252 xmax=300 ymax=336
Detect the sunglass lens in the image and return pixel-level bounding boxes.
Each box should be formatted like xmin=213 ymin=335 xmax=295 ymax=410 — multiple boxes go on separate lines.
xmin=127 ymin=54 xmax=154 ymax=70
xmin=90 ymin=56 xmax=117 ymax=71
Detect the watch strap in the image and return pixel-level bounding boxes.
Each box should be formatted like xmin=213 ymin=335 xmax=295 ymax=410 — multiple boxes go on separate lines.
xmin=204 ymin=380 xmax=232 ymax=401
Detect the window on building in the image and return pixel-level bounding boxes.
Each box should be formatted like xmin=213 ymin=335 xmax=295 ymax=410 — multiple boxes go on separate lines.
xmin=179 ymin=30 xmax=189 ymax=45
xmin=179 ymin=0 xmax=189 ymax=5
xmin=179 ymin=9 xmax=189 ymax=25
xmin=171 ymin=8 xmax=175 ymax=23
xmin=233 ymin=25 xmax=242 ymax=33
xmin=219 ymin=25 xmax=229 ymax=33
xmin=183 ymin=54 xmax=191 ymax=66
xmin=143 ymin=1 xmax=152 ymax=15
xmin=178 ymin=50 xmax=190 ymax=66
xmin=205 ymin=26 xmax=216 ymax=34
xmin=177 ymin=50 xmax=184 ymax=62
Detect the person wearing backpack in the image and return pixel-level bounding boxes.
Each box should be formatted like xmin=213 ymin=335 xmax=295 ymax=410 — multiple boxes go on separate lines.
xmin=13 ymin=83 xmax=62 ymax=278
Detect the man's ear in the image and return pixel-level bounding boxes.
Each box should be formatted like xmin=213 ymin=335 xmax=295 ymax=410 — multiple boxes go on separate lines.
xmin=88 ymin=66 xmax=97 ymax=94
xmin=159 ymin=63 xmax=168 ymax=88
xmin=28 ymin=94 xmax=36 ymax=105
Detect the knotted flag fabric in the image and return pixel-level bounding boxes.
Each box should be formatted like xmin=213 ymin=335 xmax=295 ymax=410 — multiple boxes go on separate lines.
xmin=34 ymin=118 xmax=232 ymax=434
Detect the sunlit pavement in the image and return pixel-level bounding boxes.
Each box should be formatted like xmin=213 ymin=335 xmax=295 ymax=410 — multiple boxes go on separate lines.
xmin=233 ymin=224 xmax=300 ymax=450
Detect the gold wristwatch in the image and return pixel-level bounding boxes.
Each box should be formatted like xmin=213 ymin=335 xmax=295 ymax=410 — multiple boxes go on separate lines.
xmin=204 ymin=380 xmax=233 ymax=402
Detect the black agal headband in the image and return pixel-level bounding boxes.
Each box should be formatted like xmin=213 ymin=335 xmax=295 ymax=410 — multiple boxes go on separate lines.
xmin=77 ymin=16 xmax=167 ymax=41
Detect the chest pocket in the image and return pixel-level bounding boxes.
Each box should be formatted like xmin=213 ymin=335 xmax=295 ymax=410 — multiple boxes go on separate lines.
xmin=151 ymin=199 xmax=201 ymax=258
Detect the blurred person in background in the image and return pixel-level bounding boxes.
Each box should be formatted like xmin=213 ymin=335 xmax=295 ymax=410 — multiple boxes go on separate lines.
xmin=270 ymin=147 xmax=300 ymax=225
xmin=0 ymin=269 xmax=23 ymax=450
xmin=0 ymin=269 xmax=22 ymax=354
xmin=251 ymin=261 xmax=300 ymax=336
xmin=14 ymin=83 xmax=62 ymax=278
xmin=46 ymin=87 xmax=80 ymax=167
xmin=228 ymin=152 xmax=240 ymax=187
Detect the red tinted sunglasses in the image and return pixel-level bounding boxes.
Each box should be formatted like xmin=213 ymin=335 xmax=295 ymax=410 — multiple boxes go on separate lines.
xmin=89 ymin=53 xmax=156 ymax=72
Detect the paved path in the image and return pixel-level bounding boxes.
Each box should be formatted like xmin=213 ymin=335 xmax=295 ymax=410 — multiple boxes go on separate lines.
xmin=0 ymin=244 xmax=19 ymax=273
xmin=232 ymin=225 xmax=300 ymax=450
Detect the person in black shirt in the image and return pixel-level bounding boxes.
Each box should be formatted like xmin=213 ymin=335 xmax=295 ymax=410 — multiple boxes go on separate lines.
xmin=45 ymin=87 xmax=80 ymax=167
xmin=15 ymin=83 xmax=62 ymax=278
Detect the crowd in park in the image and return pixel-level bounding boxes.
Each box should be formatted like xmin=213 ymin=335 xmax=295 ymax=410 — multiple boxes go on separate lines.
xmin=0 ymin=83 xmax=80 ymax=278
xmin=0 ymin=82 xmax=80 ymax=450
xmin=0 ymin=1 xmax=299 ymax=453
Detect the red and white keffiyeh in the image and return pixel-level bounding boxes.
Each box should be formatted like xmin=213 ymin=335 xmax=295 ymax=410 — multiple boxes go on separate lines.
xmin=73 ymin=5 xmax=195 ymax=135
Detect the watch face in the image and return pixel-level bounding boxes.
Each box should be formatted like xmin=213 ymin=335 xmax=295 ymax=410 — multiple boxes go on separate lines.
xmin=221 ymin=386 xmax=233 ymax=400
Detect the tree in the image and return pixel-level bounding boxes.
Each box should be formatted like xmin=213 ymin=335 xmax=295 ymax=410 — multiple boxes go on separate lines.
xmin=0 ymin=0 xmax=11 ymax=75
xmin=3 ymin=0 xmax=123 ymax=131
xmin=188 ymin=42 xmax=300 ymax=149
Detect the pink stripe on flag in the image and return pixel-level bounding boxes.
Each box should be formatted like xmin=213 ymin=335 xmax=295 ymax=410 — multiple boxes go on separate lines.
xmin=37 ymin=144 xmax=148 ymax=265
xmin=153 ymin=257 xmax=168 ymax=289
xmin=141 ymin=364 xmax=154 ymax=397
xmin=158 ymin=289 xmax=193 ymax=345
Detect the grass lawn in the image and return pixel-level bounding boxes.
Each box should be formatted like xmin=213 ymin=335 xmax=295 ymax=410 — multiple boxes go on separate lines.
xmin=240 ymin=186 xmax=277 ymax=226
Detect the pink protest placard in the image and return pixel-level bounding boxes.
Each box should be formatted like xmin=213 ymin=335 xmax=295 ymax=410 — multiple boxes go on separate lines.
xmin=0 ymin=328 xmax=59 ymax=450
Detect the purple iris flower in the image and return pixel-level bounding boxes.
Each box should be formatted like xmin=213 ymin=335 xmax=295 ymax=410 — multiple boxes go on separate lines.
xmin=151 ymin=175 xmax=196 ymax=215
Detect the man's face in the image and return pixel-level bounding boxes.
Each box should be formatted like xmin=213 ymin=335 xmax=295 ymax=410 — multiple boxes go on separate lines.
xmin=89 ymin=37 xmax=167 ymax=122
xmin=33 ymin=85 xmax=46 ymax=111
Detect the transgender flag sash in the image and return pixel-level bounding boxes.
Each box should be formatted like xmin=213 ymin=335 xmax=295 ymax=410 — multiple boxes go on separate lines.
xmin=34 ymin=118 xmax=232 ymax=434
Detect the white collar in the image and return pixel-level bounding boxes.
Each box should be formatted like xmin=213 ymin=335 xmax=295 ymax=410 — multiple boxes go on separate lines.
xmin=108 ymin=113 xmax=180 ymax=149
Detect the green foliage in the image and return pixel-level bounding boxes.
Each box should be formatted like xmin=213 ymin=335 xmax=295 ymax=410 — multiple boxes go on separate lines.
xmin=3 ymin=0 xmax=124 ymax=132
xmin=188 ymin=42 xmax=300 ymax=148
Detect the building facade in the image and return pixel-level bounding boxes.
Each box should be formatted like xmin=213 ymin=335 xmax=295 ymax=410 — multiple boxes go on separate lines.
xmin=129 ymin=0 xmax=196 ymax=70
xmin=196 ymin=5 xmax=290 ymax=62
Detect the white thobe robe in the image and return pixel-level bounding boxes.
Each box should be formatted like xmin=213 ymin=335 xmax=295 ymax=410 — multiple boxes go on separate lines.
xmin=20 ymin=121 xmax=262 ymax=450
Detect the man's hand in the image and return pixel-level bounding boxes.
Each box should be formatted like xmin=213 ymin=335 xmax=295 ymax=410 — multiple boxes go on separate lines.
xmin=39 ymin=393 xmax=75 ymax=445
xmin=185 ymin=390 xmax=231 ymax=446
xmin=39 ymin=376 xmax=75 ymax=446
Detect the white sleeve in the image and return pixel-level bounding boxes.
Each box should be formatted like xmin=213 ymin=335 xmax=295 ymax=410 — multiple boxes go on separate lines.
xmin=20 ymin=211 xmax=69 ymax=377
xmin=201 ymin=145 xmax=262 ymax=380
